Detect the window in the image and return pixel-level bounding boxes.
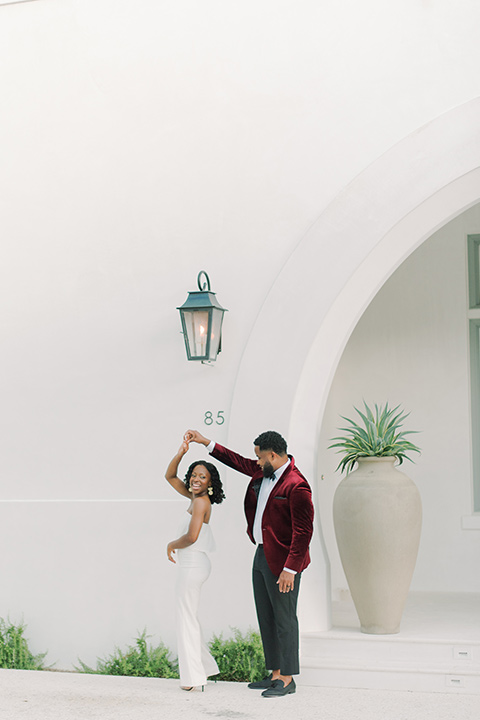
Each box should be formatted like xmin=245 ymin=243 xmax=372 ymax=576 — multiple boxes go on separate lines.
xmin=467 ymin=234 xmax=480 ymax=512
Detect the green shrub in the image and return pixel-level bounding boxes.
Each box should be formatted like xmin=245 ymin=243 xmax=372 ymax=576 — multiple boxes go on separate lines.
xmin=208 ymin=628 xmax=267 ymax=682
xmin=0 ymin=618 xmax=47 ymax=670
xmin=76 ymin=627 xmax=266 ymax=683
xmin=76 ymin=630 xmax=179 ymax=678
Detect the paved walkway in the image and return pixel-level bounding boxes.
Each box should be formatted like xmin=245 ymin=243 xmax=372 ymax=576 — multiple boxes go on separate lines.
xmin=0 ymin=669 xmax=479 ymax=720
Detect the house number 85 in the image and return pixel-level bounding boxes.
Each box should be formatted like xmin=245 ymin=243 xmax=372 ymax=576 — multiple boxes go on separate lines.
xmin=204 ymin=411 xmax=225 ymax=426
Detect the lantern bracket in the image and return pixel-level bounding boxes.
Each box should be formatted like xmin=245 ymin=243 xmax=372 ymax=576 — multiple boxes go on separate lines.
xmin=197 ymin=271 xmax=211 ymax=292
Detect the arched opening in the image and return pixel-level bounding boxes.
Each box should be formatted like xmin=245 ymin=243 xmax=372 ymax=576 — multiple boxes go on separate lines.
xmin=288 ymin=170 xmax=480 ymax=631
xmin=318 ymin=200 xmax=480 ymax=615
xmin=228 ymin=98 xmax=480 ymax=632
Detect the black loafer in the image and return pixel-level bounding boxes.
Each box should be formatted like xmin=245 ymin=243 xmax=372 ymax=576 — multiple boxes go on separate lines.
xmin=248 ymin=673 xmax=273 ymax=689
xmin=261 ymin=678 xmax=296 ymax=697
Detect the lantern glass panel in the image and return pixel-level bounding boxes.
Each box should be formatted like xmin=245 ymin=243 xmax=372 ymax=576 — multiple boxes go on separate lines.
xmin=208 ymin=307 xmax=225 ymax=361
xmin=182 ymin=309 xmax=210 ymax=359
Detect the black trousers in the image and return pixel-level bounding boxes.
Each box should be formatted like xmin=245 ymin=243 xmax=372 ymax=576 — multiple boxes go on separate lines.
xmin=252 ymin=544 xmax=301 ymax=676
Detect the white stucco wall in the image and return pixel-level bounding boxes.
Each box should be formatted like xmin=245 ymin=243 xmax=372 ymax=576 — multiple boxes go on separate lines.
xmin=0 ymin=1 xmax=479 ymax=667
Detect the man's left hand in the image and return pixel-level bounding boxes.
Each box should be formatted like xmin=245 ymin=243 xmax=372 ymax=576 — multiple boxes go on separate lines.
xmin=277 ymin=570 xmax=295 ymax=593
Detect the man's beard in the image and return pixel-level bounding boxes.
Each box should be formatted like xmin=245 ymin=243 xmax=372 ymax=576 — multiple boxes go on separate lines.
xmin=262 ymin=461 xmax=275 ymax=478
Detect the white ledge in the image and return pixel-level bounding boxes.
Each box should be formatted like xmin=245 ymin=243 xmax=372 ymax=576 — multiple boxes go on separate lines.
xmin=0 ymin=498 xmax=185 ymax=503
xmin=0 ymin=1 xmax=39 ymax=6
xmin=462 ymin=515 xmax=480 ymax=530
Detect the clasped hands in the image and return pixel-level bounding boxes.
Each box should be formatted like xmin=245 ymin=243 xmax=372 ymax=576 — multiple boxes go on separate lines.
xmin=174 ymin=429 xmax=203 ymax=457
xmin=184 ymin=429 xmax=209 ymax=446
xmin=176 ymin=429 xmax=204 ymax=454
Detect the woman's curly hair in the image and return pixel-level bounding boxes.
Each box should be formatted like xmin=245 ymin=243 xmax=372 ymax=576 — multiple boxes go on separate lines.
xmin=183 ymin=461 xmax=225 ymax=505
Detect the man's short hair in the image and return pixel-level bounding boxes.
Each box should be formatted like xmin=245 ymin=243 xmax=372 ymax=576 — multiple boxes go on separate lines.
xmin=254 ymin=431 xmax=287 ymax=456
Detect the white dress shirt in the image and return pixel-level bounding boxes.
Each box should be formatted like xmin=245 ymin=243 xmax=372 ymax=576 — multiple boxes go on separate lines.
xmin=252 ymin=459 xmax=290 ymax=544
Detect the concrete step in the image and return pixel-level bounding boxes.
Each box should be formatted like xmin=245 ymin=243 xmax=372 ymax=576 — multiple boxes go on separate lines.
xmin=301 ymin=631 xmax=480 ymax=664
xmin=299 ymin=632 xmax=480 ymax=694
xmin=299 ymin=661 xmax=480 ymax=694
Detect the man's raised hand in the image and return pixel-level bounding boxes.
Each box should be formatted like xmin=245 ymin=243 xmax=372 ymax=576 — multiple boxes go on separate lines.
xmin=184 ymin=430 xmax=210 ymax=446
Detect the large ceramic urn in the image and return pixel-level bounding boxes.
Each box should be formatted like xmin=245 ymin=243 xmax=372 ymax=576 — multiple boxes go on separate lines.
xmin=333 ymin=457 xmax=422 ymax=634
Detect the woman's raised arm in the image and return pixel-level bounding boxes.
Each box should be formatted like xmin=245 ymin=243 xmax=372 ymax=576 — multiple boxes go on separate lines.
xmin=165 ymin=441 xmax=192 ymax=499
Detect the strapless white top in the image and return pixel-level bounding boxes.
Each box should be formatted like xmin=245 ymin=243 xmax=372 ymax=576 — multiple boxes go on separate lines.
xmin=178 ymin=512 xmax=216 ymax=553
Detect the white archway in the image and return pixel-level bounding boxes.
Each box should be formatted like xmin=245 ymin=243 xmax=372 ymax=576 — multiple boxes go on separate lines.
xmin=228 ymin=97 xmax=480 ymax=631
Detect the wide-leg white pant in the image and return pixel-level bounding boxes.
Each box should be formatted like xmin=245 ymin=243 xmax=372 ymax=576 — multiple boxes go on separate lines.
xmin=175 ymin=549 xmax=219 ymax=687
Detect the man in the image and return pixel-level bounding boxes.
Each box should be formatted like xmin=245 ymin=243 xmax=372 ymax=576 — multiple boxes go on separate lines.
xmin=184 ymin=429 xmax=314 ymax=698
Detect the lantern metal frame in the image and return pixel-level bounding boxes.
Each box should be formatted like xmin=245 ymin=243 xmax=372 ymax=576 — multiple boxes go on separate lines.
xmin=177 ymin=271 xmax=227 ymax=363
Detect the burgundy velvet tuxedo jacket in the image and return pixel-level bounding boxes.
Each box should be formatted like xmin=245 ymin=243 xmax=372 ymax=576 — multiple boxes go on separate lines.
xmin=210 ymin=443 xmax=314 ymax=577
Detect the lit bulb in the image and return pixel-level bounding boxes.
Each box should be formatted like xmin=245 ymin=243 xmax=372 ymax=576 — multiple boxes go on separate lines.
xmin=195 ymin=323 xmax=207 ymax=356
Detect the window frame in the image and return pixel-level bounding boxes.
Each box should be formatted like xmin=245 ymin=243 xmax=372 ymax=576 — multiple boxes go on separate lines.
xmin=467 ymin=234 xmax=480 ymax=514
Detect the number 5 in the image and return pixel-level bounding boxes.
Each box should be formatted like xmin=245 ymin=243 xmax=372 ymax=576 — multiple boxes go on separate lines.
xmin=216 ymin=411 xmax=225 ymax=425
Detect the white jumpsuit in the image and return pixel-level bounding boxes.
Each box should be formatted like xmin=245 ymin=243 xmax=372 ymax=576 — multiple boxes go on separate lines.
xmin=175 ymin=514 xmax=219 ymax=687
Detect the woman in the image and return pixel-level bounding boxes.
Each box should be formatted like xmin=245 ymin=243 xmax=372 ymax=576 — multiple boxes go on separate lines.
xmin=165 ymin=439 xmax=225 ymax=691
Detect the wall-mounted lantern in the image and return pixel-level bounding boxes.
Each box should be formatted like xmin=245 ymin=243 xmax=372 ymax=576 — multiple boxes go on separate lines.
xmin=177 ymin=271 xmax=227 ymax=363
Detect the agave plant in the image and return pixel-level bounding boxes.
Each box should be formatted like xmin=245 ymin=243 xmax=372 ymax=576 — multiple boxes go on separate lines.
xmin=329 ymin=402 xmax=420 ymax=474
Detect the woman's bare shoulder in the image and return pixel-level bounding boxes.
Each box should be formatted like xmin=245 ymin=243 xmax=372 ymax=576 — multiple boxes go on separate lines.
xmin=192 ymin=495 xmax=211 ymax=509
